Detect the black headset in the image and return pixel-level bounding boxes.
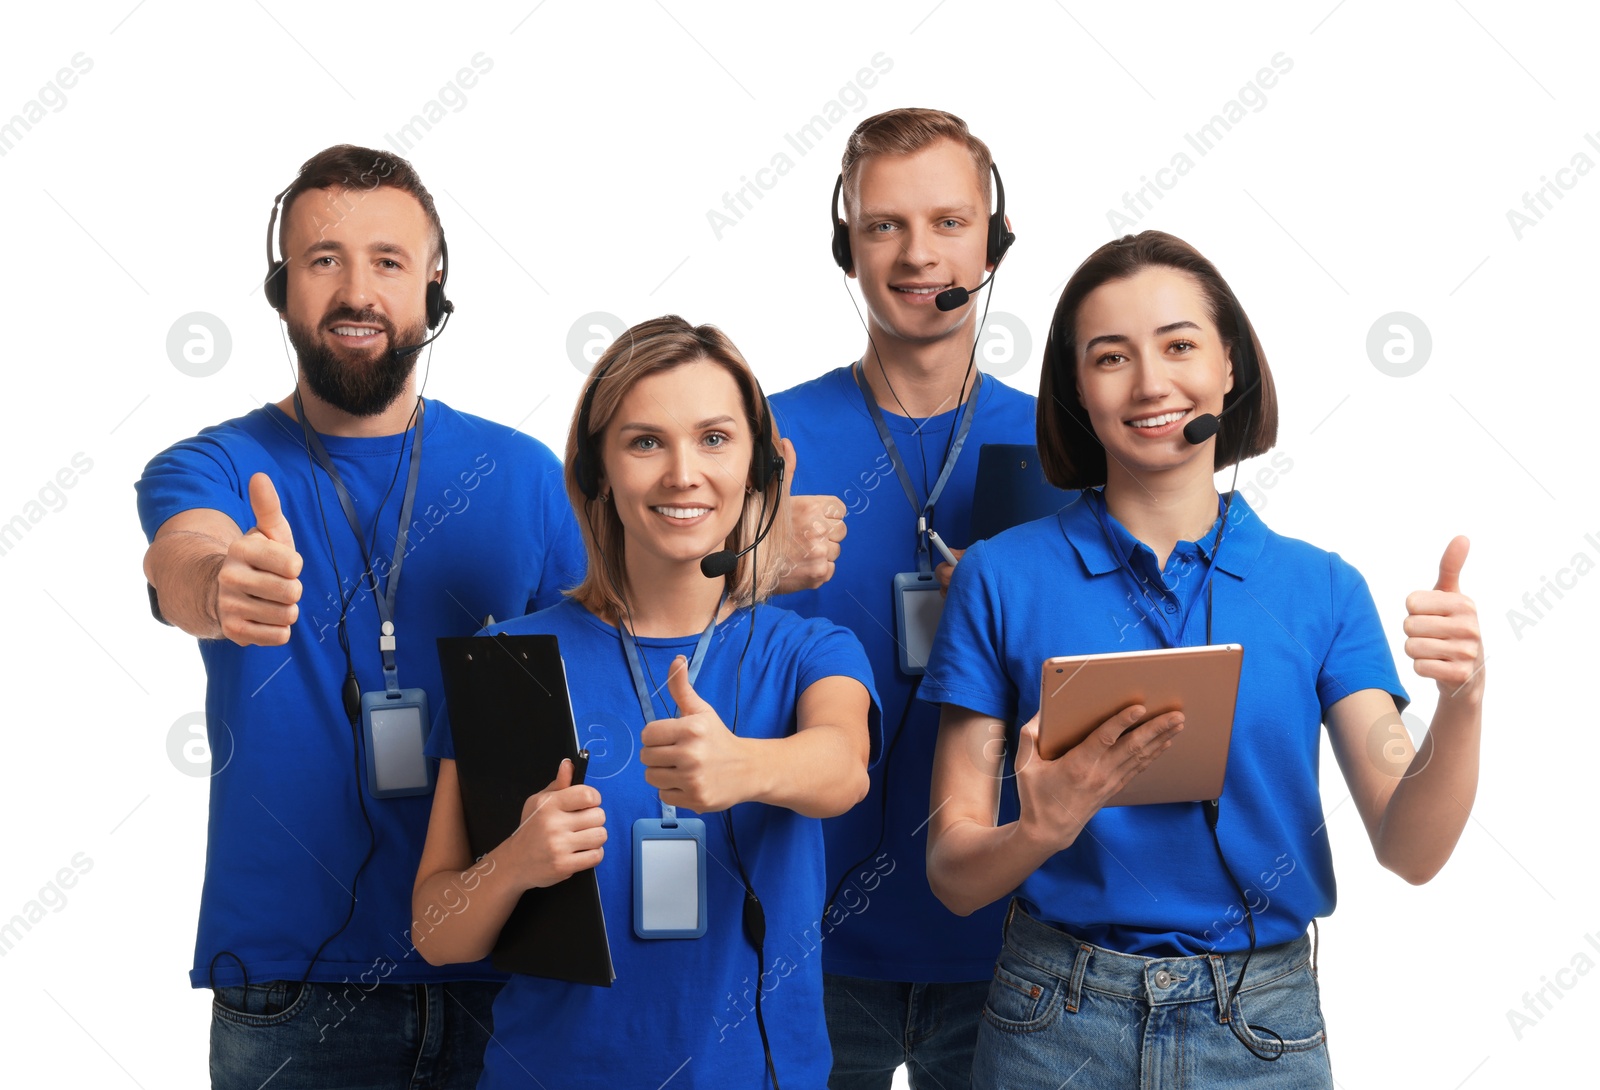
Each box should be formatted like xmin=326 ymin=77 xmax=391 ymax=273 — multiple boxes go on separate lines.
xmin=830 ymin=161 xmax=1014 ymax=274
xmin=263 ymin=180 xmax=452 ymax=330
xmin=573 ymin=337 xmax=782 ymax=502
xmin=1042 ymin=269 xmax=1260 ymax=449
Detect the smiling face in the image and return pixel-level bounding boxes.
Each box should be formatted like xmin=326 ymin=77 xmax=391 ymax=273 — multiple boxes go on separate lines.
xmin=1073 ymin=265 xmax=1235 ymax=483
xmin=280 ymin=184 xmax=438 ymax=416
xmin=845 ymin=137 xmax=992 ymax=346
xmin=599 ymin=358 xmax=755 ymax=572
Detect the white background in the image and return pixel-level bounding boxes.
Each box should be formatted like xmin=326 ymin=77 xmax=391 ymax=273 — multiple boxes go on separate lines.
xmin=2 ymin=2 xmax=1595 ymax=1087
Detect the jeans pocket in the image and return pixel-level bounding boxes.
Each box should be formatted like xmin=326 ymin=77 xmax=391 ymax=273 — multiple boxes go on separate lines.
xmin=982 ymin=952 xmax=1063 ymax=1034
xmin=1232 ymin=964 xmax=1326 ymax=1053
xmin=212 ymin=980 xmax=313 ymax=1027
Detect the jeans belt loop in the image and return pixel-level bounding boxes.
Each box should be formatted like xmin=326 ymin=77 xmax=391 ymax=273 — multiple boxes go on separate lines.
xmin=1208 ymin=955 xmax=1233 ymax=1024
xmin=1065 ymin=943 xmax=1092 ymax=1014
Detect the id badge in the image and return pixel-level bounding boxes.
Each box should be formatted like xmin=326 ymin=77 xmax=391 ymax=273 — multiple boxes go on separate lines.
xmin=632 ymin=817 xmax=707 ymax=939
xmin=360 ymin=688 xmax=435 ymax=798
xmin=893 ymin=570 xmax=945 ymax=676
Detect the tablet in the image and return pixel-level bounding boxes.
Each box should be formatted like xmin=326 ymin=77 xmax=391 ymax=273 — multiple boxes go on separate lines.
xmin=1037 ymin=644 xmax=1243 ymax=806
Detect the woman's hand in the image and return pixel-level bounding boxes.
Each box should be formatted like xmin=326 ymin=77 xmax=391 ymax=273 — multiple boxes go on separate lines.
xmin=1014 ymin=703 xmax=1184 ymax=854
xmin=640 ymin=657 xmax=754 ymax=812
xmin=503 ymin=759 xmax=607 ymax=889
xmin=1403 ymin=536 xmax=1484 ymax=704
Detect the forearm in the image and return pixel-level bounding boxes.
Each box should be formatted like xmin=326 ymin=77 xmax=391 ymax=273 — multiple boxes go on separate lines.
xmin=411 ymin=850 xmax=530 ymax=966
xmin=743 ymin=723 xmax=868 ymax=818
xmin=1374 ymin=694 xmax=1483 ymax=884
xmin=144 ymin=531 xmax=227 ymax=638
xmin=927 ymin=817 xmax=1059 ymax=917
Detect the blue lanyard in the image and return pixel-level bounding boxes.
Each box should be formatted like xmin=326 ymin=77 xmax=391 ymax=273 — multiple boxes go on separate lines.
xmin=618 ymin=590 xmax=727 ymax=821
xmin=1090 ymin=491 xmax=1222 ymax=650
xmin=299 ymin=400 xmax=425 ymax=694
xmin=851 ymin=362 xmax=982 ymax=573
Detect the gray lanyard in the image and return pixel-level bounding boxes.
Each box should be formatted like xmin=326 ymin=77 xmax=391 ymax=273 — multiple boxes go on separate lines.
xmin=300 ymin=402 xmax=424 ymax=693
xmin=618 ymin=590 xmax=726 ymax=822
xmin=852 ymin=362 xmax=981 ymax=573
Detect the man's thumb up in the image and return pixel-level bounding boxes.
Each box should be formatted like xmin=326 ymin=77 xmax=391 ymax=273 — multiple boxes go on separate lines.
xmin=249 ymin=472 xmax=296 ymax=551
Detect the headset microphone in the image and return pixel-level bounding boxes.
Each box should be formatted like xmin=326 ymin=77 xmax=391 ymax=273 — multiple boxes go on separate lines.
xmin=1182 ymin=406 xmax=1227 ymax=445
xmin=699 ymin=462 xmax=785 ymax=578
xmin=935 ymin=271 xmax=995 ymax=312
xmin=1183 ymin=366 xmax=1263 ymax=445
xmin=1184 ymin=299 xmax=1263 ymax=445
xmin=390 ymin=303 xmax=454 ymax=361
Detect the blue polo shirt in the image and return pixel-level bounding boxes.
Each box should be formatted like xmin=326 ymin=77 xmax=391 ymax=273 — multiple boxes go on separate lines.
xmin=135 ymin=400 xmax=585 ymax=988
xmin=427 ymin=597 xmax=881 ymax=1090
xmin=771 ymin=364 xmax=1039 ymax=982
xmin=922 ymin=489 xmax=1407 ymax=956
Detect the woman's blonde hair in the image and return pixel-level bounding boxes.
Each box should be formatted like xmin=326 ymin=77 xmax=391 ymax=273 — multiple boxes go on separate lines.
xmin=564 ymin=315 xmax=787 ymax=620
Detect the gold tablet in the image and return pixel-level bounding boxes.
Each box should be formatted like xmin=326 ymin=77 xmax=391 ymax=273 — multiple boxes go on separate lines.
xmin=1037 ymin=644 xmax=1243 ymax=806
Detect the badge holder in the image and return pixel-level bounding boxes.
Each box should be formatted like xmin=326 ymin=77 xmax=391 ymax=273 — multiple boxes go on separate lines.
xmin=894 ymin=571 xmax=944 ymax=675
xmin=893 ymin=517 xmax=946 ymax=675
xmin=361 ymin=621 xmax=435 ymax=799
xmin=632 ymin=805 xmax=707 ymax=939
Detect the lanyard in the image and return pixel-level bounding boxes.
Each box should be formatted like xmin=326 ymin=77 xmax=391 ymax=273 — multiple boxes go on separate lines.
xmin=300 ymin=401 xmax=425 ymax=694
xmin=851 ymin=362 xmax=982 ymax=573
xmin=618 ymin=590 xmax=727 ymax=822
xmin=1091 ymin=492 xmax=1222 ymax=650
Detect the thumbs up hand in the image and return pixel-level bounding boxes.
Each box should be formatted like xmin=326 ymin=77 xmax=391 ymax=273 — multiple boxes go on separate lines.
xmin=216 ymin=472 xmax=305 ymax=647
xmin=1403 ymin=536 xmax=1485 ymax=702
xmin=639 ymin=655 xmax=750 ymax=812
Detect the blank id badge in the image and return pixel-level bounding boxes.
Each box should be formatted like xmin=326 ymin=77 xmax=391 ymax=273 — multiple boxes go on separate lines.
xmin=632 ymin=817 xmax=707 ymax=939
xmin=360 ymin=688 xmax=435 ymax=799
xmin=893 ymin=570 xmax=945 ymax=675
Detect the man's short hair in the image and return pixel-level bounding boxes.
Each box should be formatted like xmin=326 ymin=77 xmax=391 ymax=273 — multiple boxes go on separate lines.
xmin=839 ymin=108 xmax=994 ymax=216
xmin=277 ymin=144 xmax=443 ymax=269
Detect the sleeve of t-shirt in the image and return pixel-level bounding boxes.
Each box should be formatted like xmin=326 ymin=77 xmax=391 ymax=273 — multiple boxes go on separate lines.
xmin=528 ymin=445 xmax=586 ymax=613
xmin=425 ymin=698 xmax=457 ymax=761
xmin=134 ymin=432 xmax=257 ymax=544
xmin=1317 ymin=553 xmax=1410 ymax=716
xmin=919 ymin=540 xmax=1018 ymax=724
xmin=795 ymin=618 xmax=885 ymax=768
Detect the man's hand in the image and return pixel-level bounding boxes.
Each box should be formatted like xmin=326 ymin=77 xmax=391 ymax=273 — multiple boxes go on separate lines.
xmin=216 ymin=473 xmax=304 ymax=646
xmin=640 ymin=656 xmax=753 ymax=812
xmin=774 ymin=440 xmax=847 ymax=594
xmin=936 ymin=549 xmax=966 ymax=596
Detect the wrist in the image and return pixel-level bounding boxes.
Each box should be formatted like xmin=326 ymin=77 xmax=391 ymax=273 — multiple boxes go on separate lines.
xmin=732 ymin=735 xmax=773 ymax=807
xmin=1014 ymin=806 xmax=1071 ymax=858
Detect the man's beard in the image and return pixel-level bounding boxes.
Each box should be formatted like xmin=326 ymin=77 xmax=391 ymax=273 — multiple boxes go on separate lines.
xmin=287 ymin=306 xmax=422 ymax=417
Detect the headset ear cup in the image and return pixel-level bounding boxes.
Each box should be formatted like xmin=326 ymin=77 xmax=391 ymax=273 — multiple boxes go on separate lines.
xmin=425 ymin=281 xmax=446 ymax=330
xmin=265 ymin=262 xmax=287 ymax=312
xmin=987 ymin=214 xmax=1015 ymax=268
xmin=831 ymin=221 xmax=852 ymax=273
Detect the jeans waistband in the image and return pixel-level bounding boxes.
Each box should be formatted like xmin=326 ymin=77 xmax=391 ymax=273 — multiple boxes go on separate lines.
xmin=1001 ymin=901 xmax=1314 ymax=1019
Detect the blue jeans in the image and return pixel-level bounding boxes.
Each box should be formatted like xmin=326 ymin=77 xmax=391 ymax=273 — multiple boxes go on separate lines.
xmin=210 ymin=979 xmax=501 ymax=1090
xmin=974 ymin=903 xmax=1333 ymax=1089
xmin=823 ymin=972 xmax=990 ymax=1090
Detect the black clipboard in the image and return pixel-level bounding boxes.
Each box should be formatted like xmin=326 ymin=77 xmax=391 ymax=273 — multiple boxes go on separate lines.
xmin=969 ymin=444 xmax=1073 ymax=541
xmin=435 ymin=633 xmax=615 ymax=986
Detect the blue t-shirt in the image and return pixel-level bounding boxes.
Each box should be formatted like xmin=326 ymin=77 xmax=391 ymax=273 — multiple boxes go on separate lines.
xmin=770 ymin=364 xmax=1039 ymax=982
xmin=135 ymin=400 xmax=585 ymax=988
xmin=922 ymin=489 xmax=1408 ymax=956
xmin=426 ymin=597 xmax=881 ymax=1090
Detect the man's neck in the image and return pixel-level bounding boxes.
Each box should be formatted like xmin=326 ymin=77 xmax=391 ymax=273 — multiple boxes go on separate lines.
xmin=278 ymin=380 xmax=421 ymax=438
xmin=857 ymin=319 xmax=979 ymax=419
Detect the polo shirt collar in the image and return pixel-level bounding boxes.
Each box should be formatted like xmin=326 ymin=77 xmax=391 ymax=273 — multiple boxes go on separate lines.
xmin=1057 ymin=487 xmax=1269 ymax=579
